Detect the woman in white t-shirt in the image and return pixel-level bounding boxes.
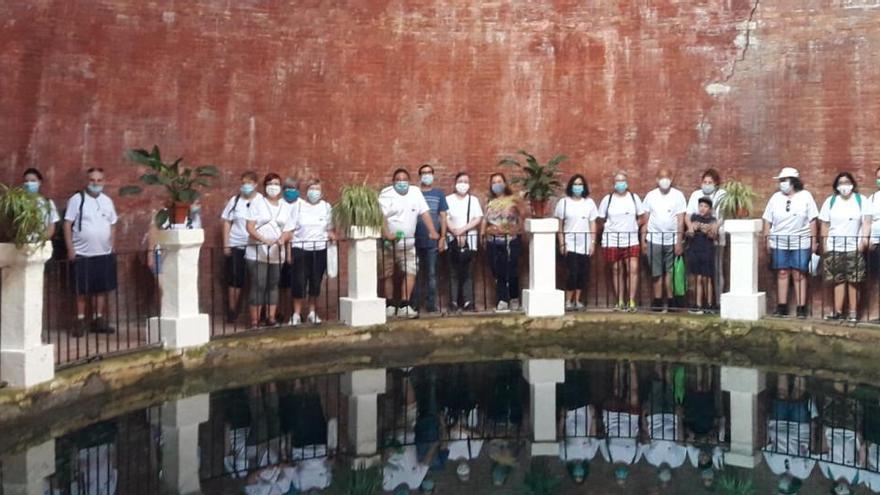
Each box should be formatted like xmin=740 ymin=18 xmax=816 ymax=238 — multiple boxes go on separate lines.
xmin=284 ymin=179 xmax=335 ymax=326
xmin=245 ymin=173 xmax=293 ymax=329
xmin=597 ymin=171 xmax=646 ymax=312
xmin=22 ymin=167 xmax=60 ymax=239
xmin=818 ymin=172 xmax=872 ymax=323
xmin=761 ymin=167 xmax=819 ymax=319
xmin=555 ymin=175 xmax=598 ymax=311
xmin=445 ymin=172 xmax=483 ymax=312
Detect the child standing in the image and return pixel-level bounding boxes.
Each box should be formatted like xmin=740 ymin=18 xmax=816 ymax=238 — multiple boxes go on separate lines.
xmin=686 ymin=198 xmax=718 ymax=314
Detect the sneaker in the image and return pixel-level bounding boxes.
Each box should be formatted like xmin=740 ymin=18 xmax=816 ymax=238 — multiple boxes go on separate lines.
xmin=627 ymin=299 xmax=637 ymax=313
xmin=386 ymin=306 xmax=398 ymax=318
xmin=651 ymin=298 xmax=663 ymax=312
xmin=573 ymin=301 xmax=585 ymax=311
xmin=565 ymin=301 xmax=575 ymax=311
xmin=510 ymin=299 xmax=521 ymax=311
xmin=399 ymin=306 xmax=419 ymax=319
xmin=824 ymin=312 xmax=842 ymax=322
xmin=288 ymin=313 xmax=302 ymax=326
xmin=94 ymin=317 xmax=115 ymax=334
xmin=796 ymin=306 xmax=808 ymax=319
xmin=495 ymin=301 xmax=510 ymax=313
xmin=847 ymin=312 xmax=859 ymax=324
xmin=462 ymin=301 xmax=474 ymax=312
xmin=307 ymin=311 xmax=322 ymax=325
xmin=773 ymin=305 xmax=788 ymax=318
xmin=689 ymin=308 xmax=704 ymax=315
xmin=613 ymin=300 xmax=625 ymax=312
xmin=72 ymin=318 xmax=87 ymax=338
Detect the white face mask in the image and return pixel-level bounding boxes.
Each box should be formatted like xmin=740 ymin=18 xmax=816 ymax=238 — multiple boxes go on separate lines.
xmin=658 ymin=178 xmax=672 ymax=190
xmin=837 ymin=184 xmax=853 ymax=196
xmin=265 ymin=184 xmax=282 ymax=198
xmin=779 ymin=180 xmax=792 ymax=194
xmin=455 ymin=182 xmax=470 ymax=195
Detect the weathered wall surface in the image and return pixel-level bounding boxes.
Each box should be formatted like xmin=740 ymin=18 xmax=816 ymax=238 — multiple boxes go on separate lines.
xmin=1 ymin=0 xmax=879 ymax=248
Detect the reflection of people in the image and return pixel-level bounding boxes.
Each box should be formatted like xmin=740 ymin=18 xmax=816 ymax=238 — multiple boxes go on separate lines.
xmin=640 ymin=363 xmax=687 ymax=487
xmin=818 ymin=382 xmax=867 ymax=494
xmin=683 ymin=364 xmax=725 ymax=488
xmin=599 ymin=361 xmax=643 ymax=485
xmin=440 ymin=364 xmax=483 ymax=480
xmin=382 ymin=370 xmax=431 ymax=493
xmin=54 ymin=420 xmax=119 ymax=495
xmin=223 ymin=384 xmax=283 ymax=480
xmin=280 ymin=378 xmax=337 ymax=492
xmin=763 ymin=375 xmax=818 ymax=483
xmin=557 ymin=364 xmax=599 ymax=484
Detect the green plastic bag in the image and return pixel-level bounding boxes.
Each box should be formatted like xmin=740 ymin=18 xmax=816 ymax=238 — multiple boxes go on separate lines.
xmin=673 ymin=256 xmax=687 ymax=297
xmin=673 ymin=365 xmax=686 ymax=404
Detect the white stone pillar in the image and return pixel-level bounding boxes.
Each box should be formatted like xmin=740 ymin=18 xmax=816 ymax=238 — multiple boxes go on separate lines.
xmin=720 ymin=219 xmax=766 ymax=321
xmin=0 ymin=242 xmax=54 ymax=388
xmin=342 ymin=368 xmax=387 ymax=468
xmin=523 ymin=219 xmax=565 ymax=317
xmin=720 ymin=366 xmax=765 ymax=468
xmin=161 ymin=394 xmax=209 ymax=495
xmin=1 ymin=439 xmax=55 ymax=495
xmin=340 ymin=227 xmax=386 ymax=327
xmin=147 ymin=229 xmax=209 ymax=349
xmin=523 ymin=359 xmax=565 ymax=456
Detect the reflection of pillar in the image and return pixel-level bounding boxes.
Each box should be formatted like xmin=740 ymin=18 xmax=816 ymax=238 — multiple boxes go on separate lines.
xmin=342 ymin=369 xmax=387 ymax=467
xmin=161 ymin=394 xmax=209 ymax=495
xmin=1 ymin=439 xmax=55 ymax=495
xmin=523 ymin=359 xmax=564 ymax=456
xmin=523 ymin=219 xmax=565 ymax=317
xmin=720 ymin=219 xmax=767 ymax=321
xmin=721 ymin=366 xmax=765 ymax=468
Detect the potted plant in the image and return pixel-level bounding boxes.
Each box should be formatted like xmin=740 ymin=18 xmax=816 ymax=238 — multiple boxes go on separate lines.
xmin=339 ymin=465 xmax=382 ymax=495
xmin=0 ymin=184 xmax=52 ymax=249
xmin=499 ymin=150 xmax=567 ymax=217
xmin=119 ymin=145 xmax=219 ymax=227
xmin=716 ymin=180 xmax=758 ymax=219
xmin=332 ymin=183 xmax=384 ymax=238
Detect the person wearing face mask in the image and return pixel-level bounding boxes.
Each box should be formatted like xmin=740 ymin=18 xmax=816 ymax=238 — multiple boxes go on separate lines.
xmin=22 ymin=167 xmax=60 ymax=240
xmin=818 ymin=172 xmax=872 ymax=323
xmin=411 ymin=164 xmax=448 ymax=314
xmin=480 ymin=172 xmax=528 ymax=312
xmin=868 ymin=167 xmax=880 ymax=280
xmin=555 ymin=174 xmax=598 ymax=311
xmin=63 ymin=167 xmax=118 ymax=337
xmin=445 ymin=172 xmax=484 ymax=312
xmin=685 ymin=169 xmax=728 ymax=307
xmin=641 ymin=169 xmax=687 ymax=312
xmin=245 ymin=173 xmax=294 ymax=329
xmin=761 ymin=167 xmax=818 ymax=319
xmin=221 ymin=171 xmax=262 ymax=324
xmin=597 ymin=171 xmax=646 ymax=312
xmin=379 ymin=168 xmax=439 ymax=319
xmin=278 ymin=177 xmax=301 ymax=313
xmin=283 ymin=178 xmax=335 ymax=326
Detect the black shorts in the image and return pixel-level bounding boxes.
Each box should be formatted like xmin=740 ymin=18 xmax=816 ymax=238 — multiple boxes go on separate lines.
xmin=687 ymin=243 xmax=715 ymax=277
xmin=72 ymin=254 xmax=117 ymax=295
xmin=225 ymin=247 xmax=247 ymax=288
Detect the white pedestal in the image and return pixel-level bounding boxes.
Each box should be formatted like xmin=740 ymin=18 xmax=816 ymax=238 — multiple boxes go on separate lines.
xmin=161 ymin=395 xmax=209 ymax=495
xmin=342 ymin=228 xmax=386 ymax=327
xmin=152 ymin=230 xmax=210 ymax=350
xmin=0 ymin=242 xmax=54 ymax=388
xmin=523 ymin=359 xmax=564 ymax=454
xmin=721 ymin=366 xmax=765 ymax=468
xmin=524 ymin=219 xmax=565 ymax=317
xmin=342 ymin=369 xmax=387 ymax=456
xmin=1 ymin=439 xmax=55 ymax=495
xmin=720 ymin=219 xmax=766 ymax=321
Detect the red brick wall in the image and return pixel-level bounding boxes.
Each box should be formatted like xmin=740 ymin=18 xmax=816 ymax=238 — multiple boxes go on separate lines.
xmin=1 ymin=0 xmax=879 ymax=249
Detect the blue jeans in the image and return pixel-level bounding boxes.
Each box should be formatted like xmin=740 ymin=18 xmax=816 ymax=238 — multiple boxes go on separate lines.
xmin=411 ymin=247 xmax=439 ymax=311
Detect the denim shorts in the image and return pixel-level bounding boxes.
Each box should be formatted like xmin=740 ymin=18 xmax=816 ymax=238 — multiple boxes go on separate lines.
xmin=770 ymin=248 xmax=811 ymax=272
xmin=772 ymin=399 xmax=811 ymax=423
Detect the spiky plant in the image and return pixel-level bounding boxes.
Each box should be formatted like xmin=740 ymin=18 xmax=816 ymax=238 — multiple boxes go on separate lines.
xmin=332 ymin=184 xmax=384 ymax=234
xmin=0 ymin=183 xmax=51 ymax=248
xmin=717 ymin=472 xmax=757 ymax=495
xmin=716 ymin=180 xmax=757 ymax=219
xmin=498 ymin=150 xmax=567 ymax=203
xmin=341 ymin=465 xmax=382 ymax=495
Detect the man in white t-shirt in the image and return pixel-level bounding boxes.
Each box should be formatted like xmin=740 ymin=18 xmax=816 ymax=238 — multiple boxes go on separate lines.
xmin=379 ymin=168 xmax=439 ymax=319
xmin=641 ymin=169 xmax=687 ymax=311
xmin=597 ymin=171 xmax=646 ymax=312
xmin=221 ymin=171 xmax=262 ymax=323
xmin=63 ymin=168 xmax=118 ymax=337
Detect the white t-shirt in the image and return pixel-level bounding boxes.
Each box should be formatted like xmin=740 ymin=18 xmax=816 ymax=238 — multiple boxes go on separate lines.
xmin=762 ymin=190 xmax=819 ymax=250
xmin=640 ymin=440 xmax=688 ymax=469
xmin=554 ymin=197 xmax=599 ymax=255
xmin=291 ymin=457 xmax=332 ymax=491
xmin=246 ymin=196 xmax=293 ymax=262
xmin=379 ymin=186 xmax=429 ymax=248
xmin=686 ymin=445 xmax=725 ymax=470
xmin=643 ymin=188 xmax=687 ymax=245
xmin=597 ymin=192 xmax=644 ymax=248
xmin=64 ymin=192 xmax=118 ymax=256
xmin=763 ymin=451 xmax=816 ymax=480
xmin=603 ymin=410 xmax=641 ymax=439
xmin=382 ymin=445 xmax=428 ymax=492
xmin=818 ymin=194 xmax=870 ymax=252
xmin=868 ymin=192 xmax=880 ymax=245
xmin=41 ymin=197 xmax=60 ymax=227
xmin=285 ymin=200 xmax=332 ymax=251
xmin=445 ymin=194 xmax=483 ymax=252
xmin=561 ymin=406 xmax=600 ymax=462
xmin=599 ymin=438 xmax=642 ymax=465
xmin=687 ymin=188 xmax=728 ymax=246
xmin=222 ymin=193 xmax=262 ymax=248
xmin=447 ymin=429 xmax=484 ymax=461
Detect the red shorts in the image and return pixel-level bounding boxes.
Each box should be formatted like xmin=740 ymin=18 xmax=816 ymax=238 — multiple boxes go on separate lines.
xmin=603 ymin=245 xmax=640 ymax=263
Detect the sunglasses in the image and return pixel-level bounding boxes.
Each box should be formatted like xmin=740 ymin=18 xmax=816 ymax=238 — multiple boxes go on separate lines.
xmin=786 ymin=199 xmax=791 ymax=212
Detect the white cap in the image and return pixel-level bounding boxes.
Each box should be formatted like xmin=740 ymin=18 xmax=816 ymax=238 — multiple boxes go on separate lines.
xmin=773 ymin=167 xmax=800 ymax=179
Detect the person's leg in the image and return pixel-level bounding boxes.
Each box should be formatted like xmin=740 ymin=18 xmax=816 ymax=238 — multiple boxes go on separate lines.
xmin=834 ymin=283 xmax=845 ymax=315
xmin=776 ymin=374 xmax=790 ymax=400
xmin=847 ymin=283 xmax=859 ymax=318
xmin=247 ymin=260 xmax=262 ymax=327
xmin=611 ymin=257 xmax=622 ymax=306
xmin=411 ymin=248 xmax=426 ymax=311
xmin=792 ymin=270 xmax=807 ymax=306
xmin=402 ymin=247 xmax=418 ymax=305
xmin=490 ymin=243 xmax=509 ymax=303
xmin=565 ymin=252 xmax=578 ymax=303
xmin=627 ymin=255 xmax=639 ymax=304
xmin=627 ymin=362 xmax=639 ymax=409
xmin=308 ymin=249 xmax=327 ymax=317
xmin=777 ymin=269 xmax=791 ymax=305
xmin=425 ymin=247 xmax=438 ymax=312
xmin=649 ymin=244 xmax=662 ymax=302
xmin=449 ymin=255 xmax=461 ymax=309
xmin=574 ymin=253 xmax=586 ymax=305
xmin=266 ymin=263 xmax=281 ymax=323
xmin=461 ymin=256 xmax=474 ymax=308
xmin=695 ymin=275 xmax=704 ymax=308
xmin=507 ymin=239 xmax=521 ymax=304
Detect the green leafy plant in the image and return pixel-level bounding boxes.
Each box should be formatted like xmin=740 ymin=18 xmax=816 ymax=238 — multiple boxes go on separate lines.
xmin=717 ymin=472 xmax=757 ymax=495
xmin=499 ymin=150 xmax=567 ymax=216
xmin=340 ymin=465 xmax=381 ymax=495
xmin=520 ymin=462 xmax=561 ymax=495
xmin=119 ymin=145 xmax=218 ymax=227
xmin=0 ymin=184 xmax=51 ymax=248
xmin=716 ymin=180 xmax=758 ymax=219
xmin=332 ymin=184 xmax=384 ymax=233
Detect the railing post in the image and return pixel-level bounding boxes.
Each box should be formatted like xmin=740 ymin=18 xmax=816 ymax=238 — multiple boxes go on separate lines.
xmin=0 ymin=242 xmax=54 ymax=388
xmin=720 ymin=366 xmax=765 ymax=468
xmin=1 ymin=439 xmax=55 ymax=495
xmin=341 ymin=368 xmax=387 ymax=468
xmin=160 ymin=394 xmax=209 ymax=495
xmin=720 ymin=219 xmax=766 ymax=321
xmin=523 ymin=359 xmax=565 ymax=456
xmin=340 ymin=227 xmax=386 ymax=327
xmin=523 ymin=219 xmax=565 ymax=317
xmin=148 ymin=229 xmax=209 ymax=349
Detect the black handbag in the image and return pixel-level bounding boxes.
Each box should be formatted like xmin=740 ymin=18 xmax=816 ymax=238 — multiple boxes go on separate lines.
xmin=449 ymin=195 xmax=474 ymax=264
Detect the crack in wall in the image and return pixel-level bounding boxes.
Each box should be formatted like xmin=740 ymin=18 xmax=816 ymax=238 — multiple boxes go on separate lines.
xmin=723 ymin=0 xmax=761 ymax=83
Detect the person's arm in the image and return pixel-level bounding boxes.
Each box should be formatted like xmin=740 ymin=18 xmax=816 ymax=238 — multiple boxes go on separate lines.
xmin=419 ymin=211 xmax=439 ymax=240
xmin=246 ymin=220 xmax=269 ymax=245
xmin=63 ymin=220 xmax=76 ymax=261
xmin=438 ymin=210 xmax=448 ymax=251
xmin=762 ymin=219 xmax=772 ymax=253
xmin=707 ymin=220 xmax=719 ymax=240
xmin=640 ymin=212 xmax=649 ymax=251
xmin=46 ymin=220 xmax=56 ymax=240
xmin=674 ymin=212 xmax=685 ymax=256
xmin=860 ymin=214 xmax=871 ymax=252
xmin=819 ymin=221 xmax=829 ymax=254
xmin=809 ymin=219 xmax=818 ymax=254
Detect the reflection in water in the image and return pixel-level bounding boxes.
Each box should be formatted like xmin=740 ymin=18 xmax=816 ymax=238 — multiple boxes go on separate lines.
xmin=10 ymin=359 xmax=880 ymax=493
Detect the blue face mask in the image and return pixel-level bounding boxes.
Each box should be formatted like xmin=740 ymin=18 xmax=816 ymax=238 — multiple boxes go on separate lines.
xmin=240 ymin=183 xmax=255 ymax=196
xmin=23 ymin=181 xmax=40 ymax=194
xmin=491 ymin=183 xmax=506 ymax=195
xmin=307 ymin=190 xmax=322 ymax=203
xmin=283 ymin=188 xmax=299 ymax=202
xmin=87 ymin=184 xmax=104 ymax=195
xmin=394 ymin=181 xmax=409 ymax=194
xmin=571 ymin=184 xmax=584 ymax=197
xmin=420 ymin=174 xmax=434 ymax=186
xmin=614 ymin=181 xmax=628 ymax=193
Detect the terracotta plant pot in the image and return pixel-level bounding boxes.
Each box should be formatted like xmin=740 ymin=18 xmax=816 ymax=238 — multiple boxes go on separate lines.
xmin=530 ymin=199 xmax=548 ymax=218
xmin=171 ymin=202 xmax=191 ymax=225
xmin=735 ymin=207 xmax=750 ymax=219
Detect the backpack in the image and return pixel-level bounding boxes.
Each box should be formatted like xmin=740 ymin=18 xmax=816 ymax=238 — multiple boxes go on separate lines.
xmin=829 ymin=193 xmax=862 ymax=210
xmin=602 ymin=192 xmax=639 ymax=219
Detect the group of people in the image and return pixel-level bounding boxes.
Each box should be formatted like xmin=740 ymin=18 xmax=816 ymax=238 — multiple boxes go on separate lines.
xmin=18 ymin=162 xmax=880 ymax=336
